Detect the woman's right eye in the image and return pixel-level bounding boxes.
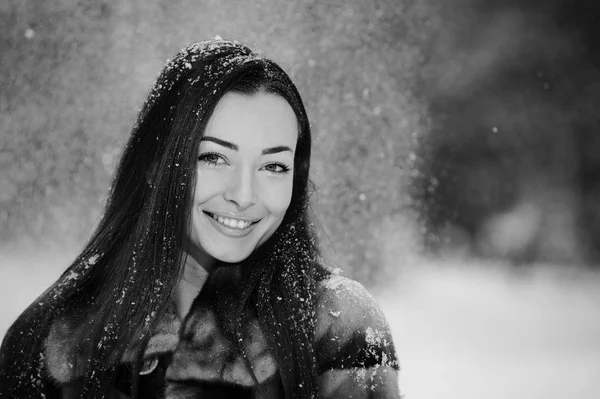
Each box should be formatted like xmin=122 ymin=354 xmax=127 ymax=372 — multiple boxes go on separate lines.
xmin=198 ymin=152 xmax=227 ymax=166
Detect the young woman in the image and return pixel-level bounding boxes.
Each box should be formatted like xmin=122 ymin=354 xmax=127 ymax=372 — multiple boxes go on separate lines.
xmin=0 ymin=39 xmax=400 ymax=398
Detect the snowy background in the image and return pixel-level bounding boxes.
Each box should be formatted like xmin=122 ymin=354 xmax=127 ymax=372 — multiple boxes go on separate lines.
xmin=1 ymin=1 xmax=600 ymax=398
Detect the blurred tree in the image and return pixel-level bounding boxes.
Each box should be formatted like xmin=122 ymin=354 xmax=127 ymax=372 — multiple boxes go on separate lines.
xmin=412 ymin=0 xmax=600 ymax=265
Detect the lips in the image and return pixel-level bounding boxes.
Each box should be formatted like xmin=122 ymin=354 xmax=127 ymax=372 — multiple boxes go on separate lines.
xmin=203 ymin=211 xmax=261 ymax=231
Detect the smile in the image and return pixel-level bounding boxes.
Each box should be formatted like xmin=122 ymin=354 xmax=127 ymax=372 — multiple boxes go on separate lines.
xmin=204 ymin=212 xmax=260 ymax=231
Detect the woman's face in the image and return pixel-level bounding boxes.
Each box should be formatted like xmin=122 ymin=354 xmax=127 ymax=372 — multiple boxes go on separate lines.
xmin=187 ymin=91 xmax=298 ymax=266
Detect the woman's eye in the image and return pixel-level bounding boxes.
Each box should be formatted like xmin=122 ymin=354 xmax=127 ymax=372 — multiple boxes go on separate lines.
xmin=198 ymin=152 xmax=226 ymax=166
xmin=263 ymin=163 xmax=291 ymax=174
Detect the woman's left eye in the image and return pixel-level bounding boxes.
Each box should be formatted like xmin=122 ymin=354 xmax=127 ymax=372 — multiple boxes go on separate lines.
xmin=263 ymin=163 xmax=291 ymax=174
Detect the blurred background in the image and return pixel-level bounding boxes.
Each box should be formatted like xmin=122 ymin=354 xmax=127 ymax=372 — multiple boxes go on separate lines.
xmin=1 ymin=0 xmax=599 ymax=397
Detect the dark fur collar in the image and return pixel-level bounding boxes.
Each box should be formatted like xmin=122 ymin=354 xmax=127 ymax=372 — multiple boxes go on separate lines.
xmin=44 ymin=273 xmax=396 ymax=388
xmin=45 ymin=300 xmax=181 ymax=383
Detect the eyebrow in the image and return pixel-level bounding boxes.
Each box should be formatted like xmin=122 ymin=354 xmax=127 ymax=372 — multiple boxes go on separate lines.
xmin=201 ymin=136 xmax=237 ymax=150
xmin=201 ymin=136 xmax=293 ymax=155
xmin=262 ymin=145 xmax=293 ymax=155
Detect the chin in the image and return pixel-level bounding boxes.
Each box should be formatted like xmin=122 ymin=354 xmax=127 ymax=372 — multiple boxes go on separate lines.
xmin=212 ymin=249 xmax=254 ymax=265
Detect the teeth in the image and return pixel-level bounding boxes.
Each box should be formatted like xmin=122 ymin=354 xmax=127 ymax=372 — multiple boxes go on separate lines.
xmin=212 ymin=214 xmax=252 ymax=230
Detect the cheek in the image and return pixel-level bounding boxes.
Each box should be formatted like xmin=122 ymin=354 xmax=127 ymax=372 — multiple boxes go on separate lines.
xmin=261 ymin=179 xmax=293 ymax=217
xmin=193 ymin=173 xmax=219 ymax=204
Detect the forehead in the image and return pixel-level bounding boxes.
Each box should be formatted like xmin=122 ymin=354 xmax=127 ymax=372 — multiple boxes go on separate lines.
xmin=202 ymin=91 xmax=298 ymax=151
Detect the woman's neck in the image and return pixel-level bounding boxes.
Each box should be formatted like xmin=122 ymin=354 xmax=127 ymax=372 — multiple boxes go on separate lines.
xmin=174 ymin=253 xmax=213 ymax=319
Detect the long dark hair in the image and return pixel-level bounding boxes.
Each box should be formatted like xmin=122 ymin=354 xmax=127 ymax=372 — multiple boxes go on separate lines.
xmin=0 ymin=39 xmax=328 ymax=398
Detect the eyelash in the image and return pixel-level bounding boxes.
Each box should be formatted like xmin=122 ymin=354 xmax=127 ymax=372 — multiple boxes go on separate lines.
xmin=264 ymin=163 xmax=291 ymax=174
xmin=198 ymin=152 xmax=226 ymax=166
xmin=197 ymin=152 xmax=291 ymax=175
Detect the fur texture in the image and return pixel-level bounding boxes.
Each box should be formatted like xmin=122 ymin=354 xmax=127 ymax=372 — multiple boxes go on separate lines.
xmin=45 ymin=274 xmax=400 ymax=398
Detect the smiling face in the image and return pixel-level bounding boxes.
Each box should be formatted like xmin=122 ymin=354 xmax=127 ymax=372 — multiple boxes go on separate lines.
xmin=186 ymin=91 xmax=298 ymax=267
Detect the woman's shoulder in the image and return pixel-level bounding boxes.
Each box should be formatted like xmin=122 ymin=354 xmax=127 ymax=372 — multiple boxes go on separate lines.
xmin=315 ymin=273 xmax=390 ymax=334
xmin=313 ymin=272 xmax=401 ymax=397
xmin=0 ymin=303 xmax=63 ymax=396
xmin=314 ymin=272 xmax=398 ymax=363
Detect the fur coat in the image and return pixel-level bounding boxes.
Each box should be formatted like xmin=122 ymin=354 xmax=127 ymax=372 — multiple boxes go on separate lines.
xmin=42 ymin=273 xmax=400 ymax=398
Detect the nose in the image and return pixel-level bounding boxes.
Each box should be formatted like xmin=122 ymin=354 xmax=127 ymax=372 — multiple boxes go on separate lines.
xmin=224 ymin=167 xmax=257 ymax=210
